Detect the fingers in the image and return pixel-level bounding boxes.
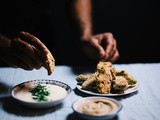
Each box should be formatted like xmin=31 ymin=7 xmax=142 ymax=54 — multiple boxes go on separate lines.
xmin=13 ymin=38 xmax=43 ymax=66
xmin=0 ymin=36 xmax=34 ymax=70
xmin=101 ymin=33 xmax=119 ymax=62
xmin=1 ymin=31 xmax=50 ymax=70
xmin=91 ymin=37 xmax=106 ymax=59
xmin=13 ymin=49 xmax=41 ymax=69
xmin=102 ymin=33 xmax=115 ymax=58
xmin=81 ymin=33 xmax=119 ymax=62
xmin=107 ymin=38 xmax=117 ymax=58
xmin=109 ymin=50 xmax=119 ymax=62
xmin=19 ymin=31 xmax=48 ymax=55
xmin=3 ymin=55 xmax=34 ymax=70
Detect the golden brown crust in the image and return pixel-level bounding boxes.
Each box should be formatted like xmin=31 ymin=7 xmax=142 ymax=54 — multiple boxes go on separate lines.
xmin=43 ymin=51 xmax=55 ymax=75
xmin=76 ymin=61 xmax=137 ymax=94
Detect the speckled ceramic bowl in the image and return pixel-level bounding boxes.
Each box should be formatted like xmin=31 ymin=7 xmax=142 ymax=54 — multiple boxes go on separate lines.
xmin=11 ymin=79 xmax=71 ymax=109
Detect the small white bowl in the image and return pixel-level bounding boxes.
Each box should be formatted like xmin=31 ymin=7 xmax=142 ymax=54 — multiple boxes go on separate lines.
xmin=11 ymin=79 xmax=71 ymax=109
xmin=72 ymin=97 xmax=122 ymax=120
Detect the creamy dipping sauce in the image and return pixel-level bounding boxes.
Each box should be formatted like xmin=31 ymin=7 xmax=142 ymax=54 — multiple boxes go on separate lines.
xmin=14 ymin=83 xmax=68 ymax=102
xmin=77 ymin=99 xmax=118 ymax=115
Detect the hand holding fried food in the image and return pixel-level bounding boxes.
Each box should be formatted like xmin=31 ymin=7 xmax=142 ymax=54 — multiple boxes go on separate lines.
xmin=19 ymin=31 xmax=55 ymax=75
xmin=76 ymin=61 xmax=137 ymax=94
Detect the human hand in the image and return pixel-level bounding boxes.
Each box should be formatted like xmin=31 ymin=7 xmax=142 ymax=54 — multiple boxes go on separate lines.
xmin=0 ymin=31 xmax=49 ymax=70
xmin=81 ymin=33 xmax=119 ymax=62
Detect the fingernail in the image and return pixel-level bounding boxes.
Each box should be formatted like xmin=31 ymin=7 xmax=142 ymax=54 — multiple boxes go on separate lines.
xmin=100 ymin=51 xmax=105 ymax=58
xmin=43 ymin=48 xmax=49 ymax=54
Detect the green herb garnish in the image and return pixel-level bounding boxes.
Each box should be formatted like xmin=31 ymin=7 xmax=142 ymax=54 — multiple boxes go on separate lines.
xmin=29 ymin=84 xmax=50 ymax=102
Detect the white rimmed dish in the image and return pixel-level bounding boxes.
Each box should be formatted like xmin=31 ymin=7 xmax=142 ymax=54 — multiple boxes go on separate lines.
xmin=72 ymin=97 xmax=122 ymax=120
xmin=11 ymin=79 xmax=71 ymax=109
xmin=77 ymin=82 xmax=139 ymax=96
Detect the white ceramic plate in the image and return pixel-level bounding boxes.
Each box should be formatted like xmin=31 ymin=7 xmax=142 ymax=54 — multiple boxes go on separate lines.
xmin=11 ymin=79 xmax=71 ymax=109
xmin=76 ymin=83 xmax=139 ymax=96
xmin=72 ymin=96 xmax=122 ymax=120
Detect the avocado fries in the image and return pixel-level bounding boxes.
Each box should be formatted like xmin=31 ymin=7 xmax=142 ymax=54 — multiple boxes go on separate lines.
xmin=76 ymin=62 xmax=137 ymax=94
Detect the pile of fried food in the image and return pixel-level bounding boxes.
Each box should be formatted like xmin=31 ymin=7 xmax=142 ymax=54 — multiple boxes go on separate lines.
xmin=76 ymin=62 xmax=137 ymax=94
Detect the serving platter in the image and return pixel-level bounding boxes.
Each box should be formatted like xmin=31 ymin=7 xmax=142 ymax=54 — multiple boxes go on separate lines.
xmin=76 ymin=82 xmax=139 ymax=96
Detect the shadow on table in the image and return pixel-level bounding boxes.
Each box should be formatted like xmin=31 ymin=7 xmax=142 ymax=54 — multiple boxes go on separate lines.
xmin=73 ymin=87 xmax=91 ymax=97
xmin=67 ymin=112 xmax=119 ymax=120
xmin=0 ymin=81 xmax=9 ymax=95
xmin=1 ymin=96 xmax=62 ymax=116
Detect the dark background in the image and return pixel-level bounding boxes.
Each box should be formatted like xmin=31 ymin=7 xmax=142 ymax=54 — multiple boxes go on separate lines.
xmin=91 ymin=0 xmax=160 ymax=64
xmin=0 ymin=0 xmax=160 ymax=65
xmin=52 ymin=0 xmax=160 ymax=65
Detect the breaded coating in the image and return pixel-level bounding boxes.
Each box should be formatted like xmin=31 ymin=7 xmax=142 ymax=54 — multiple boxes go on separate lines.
xmin=96 ymin=73 xmax=111 ymax=94
xmin=97 ymin=61 xmax=116 ymax=81
xmin=112 ymin=76 xmax=128 ymax=93
xmin=76 ymin=61 xmax=137 ymax=94
xmin=116 ymin=70 xmax=137 ymax=85
xmin=76 ymin=74 xmax=89 ymax=82
xmin=97 ymin=81 xmax=111 ymax=94
xmin=43 ymin=50 xmax=55 ymax=75
xmin=82 ymin=73 xmax=97 ymax=89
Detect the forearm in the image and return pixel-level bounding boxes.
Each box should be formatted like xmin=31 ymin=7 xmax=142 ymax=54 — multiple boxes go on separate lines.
xmin=66 ymin=0 xmax=92 ymax=40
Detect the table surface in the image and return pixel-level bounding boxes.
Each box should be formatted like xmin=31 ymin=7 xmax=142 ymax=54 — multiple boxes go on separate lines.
xmin=0 ymin=63 xmax=160 ymax=120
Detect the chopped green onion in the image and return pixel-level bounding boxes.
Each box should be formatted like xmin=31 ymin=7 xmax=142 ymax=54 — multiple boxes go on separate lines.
xmin=29 ymin=84 xmax=50 ymax=102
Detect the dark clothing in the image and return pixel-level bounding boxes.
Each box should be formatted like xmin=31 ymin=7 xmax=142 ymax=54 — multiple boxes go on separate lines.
xmin=92 ymin=0 xmax=160 ymax=63
xmin=0 ymin=0 xmax=53 ymax=44
xmin=0 ymin=0 xmax=160 ymax=66
xmin=0 ymin=0 xmax=93 ymax=66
